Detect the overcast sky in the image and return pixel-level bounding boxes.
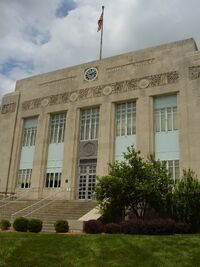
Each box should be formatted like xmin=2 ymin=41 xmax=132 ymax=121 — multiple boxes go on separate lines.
xmin=0 ymin=0 xmax=200 ymax=102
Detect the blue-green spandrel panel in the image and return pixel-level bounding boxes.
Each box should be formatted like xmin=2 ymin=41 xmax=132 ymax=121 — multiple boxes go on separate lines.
xmin=115 ymin=135 xmax=136 ymax=161
xmin=155 ymin=131 xmax=179 ymax=160
xmin=46 ymin=143 xmax=64 ymax=169
xmin=24 ymin=117 xmax=38 ymax=128
xmin=154 ymin=95 xmax=177 ymax=109
xmin=19 ymin=147 xmax=35 ymax=169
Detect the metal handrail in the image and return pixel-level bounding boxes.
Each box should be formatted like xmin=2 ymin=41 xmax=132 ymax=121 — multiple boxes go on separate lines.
xmin=0 ymin=187 xmax=38 ymax=208
xmin=24 ymin=192 xmax=64 ymax=217
xmin=11 ymin=188 xmax=65 ymax=219
xmin=0 ymin=192 xmax=16 ymax=203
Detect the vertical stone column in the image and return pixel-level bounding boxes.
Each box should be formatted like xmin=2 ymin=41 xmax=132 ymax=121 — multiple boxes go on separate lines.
xmin=0 ymin=92 xmax=20 ymax=193
xmin=136 ymin=95 xmax=154 ymax=157
xmin=96 ymin=100 xmax=115 ymax=177
xmin=62 ymin=106 xmax=80 ymax=200
xmin=9 ymin=118 xmax=24 ymax=192
xmin=31 ymin=113 xmax=50 ymax=199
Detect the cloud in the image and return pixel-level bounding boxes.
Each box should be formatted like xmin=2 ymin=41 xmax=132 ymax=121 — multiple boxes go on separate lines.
xmin=0 ymin=0 xmax=200 ymax=103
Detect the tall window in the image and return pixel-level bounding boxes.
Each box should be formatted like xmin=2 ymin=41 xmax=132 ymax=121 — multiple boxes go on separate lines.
xmin=155 ymin=107 xmax=178 ymax=132
xmin=49 ymin=113 xmax=66 ymax=143
xmin=162 ymin=160 xmax=179 ymax=181
xmin=116 ymin=102 xmax=136 ymax=136
xmin=17 ymin=169 xmax=32 ymax=188
xmin=80 ymin=108 xmax=99 ymax=141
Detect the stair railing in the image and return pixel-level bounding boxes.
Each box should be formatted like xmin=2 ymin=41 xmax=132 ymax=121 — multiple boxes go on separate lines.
xmin=0 ymin=187 xmax=38 ymax=209
xmin=11 ymin=188 xmax=65 ymax=221
xmin=0 ymin=192 xmax=16 ymax=202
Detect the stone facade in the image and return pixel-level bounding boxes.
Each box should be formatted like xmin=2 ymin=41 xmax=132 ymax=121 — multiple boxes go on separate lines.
xmin=0 ymin=38 xmax=200 ymax=200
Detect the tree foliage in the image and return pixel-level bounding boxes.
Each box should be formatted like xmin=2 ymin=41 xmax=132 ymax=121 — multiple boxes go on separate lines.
xmin=95 ymin=147 xmax=173 ymax=221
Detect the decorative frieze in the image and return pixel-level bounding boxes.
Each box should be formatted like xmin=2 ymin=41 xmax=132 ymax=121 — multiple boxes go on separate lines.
xmin=22 ymin=71 xmax=179 ymax=111
xmin=189 ymin=66 xmax=200 ymax=80
xmin=1 ymin=103 xmax=16 ymax=114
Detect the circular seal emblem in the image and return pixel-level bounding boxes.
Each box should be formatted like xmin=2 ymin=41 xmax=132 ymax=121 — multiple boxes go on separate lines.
xmin=103 ymin=86 xmax=113 ymax=96
xmin=41 ymin=98 xmax=49 ymax=107
xmin=70 ymin=92 xmax=78 ymax=102
xmin=138 ymin=79 xmax=150 ymax=89
xmin=83 ymin=142 xmax=95 ymax=156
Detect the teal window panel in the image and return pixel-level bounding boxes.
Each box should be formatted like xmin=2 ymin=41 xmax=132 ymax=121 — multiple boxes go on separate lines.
xmin=115 ymin=135 xmax=136 ymax=161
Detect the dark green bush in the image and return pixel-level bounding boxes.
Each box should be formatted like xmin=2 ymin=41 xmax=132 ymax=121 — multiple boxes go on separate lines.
xmin=173 ymin=169 xmax=200 ymax=229
xmin=54 ymin=220 xmax=69 ymax=233
xmin=120 ymin=219 xmax=176 ymax=235
xmin=143 ymin=219 xmax=175 ymax=235
xmin=0 ymin=219 xmax=11 ymax=231
xmin=13 ymin=217 xmax=28 ymax=232
xmin=84 ymin=220 xmax=104 ymax=234
xmin=174 ymin=222 xmax=193 ymax=234
xmin=104 ymin=223 xmax=121 ymax=233
xmin=28 ymin=218 xmax=43 ymax=233
xmin=120 ymin=219 xmax=144 ymax=234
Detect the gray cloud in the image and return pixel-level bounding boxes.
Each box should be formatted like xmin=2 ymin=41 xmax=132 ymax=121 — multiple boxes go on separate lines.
xmin=0 ymin=0 xmax=200 ymax=102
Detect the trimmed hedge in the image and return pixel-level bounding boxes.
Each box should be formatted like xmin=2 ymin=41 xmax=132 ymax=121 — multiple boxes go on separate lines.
xmin=13 ymin=217 xmax=29 ymax=232
xmin=104 ymin=223 xmax=121 ymax=233
xmin=83 ymin=219 xmax=194 ymax=235
xmin=0 ymin=219 xmax=11 ymax=231
xmin=54 ymin=220 xmax=69 ymax=233
xmin=120 ymin=219 xmax=144 ymax=234
xmin=28 ymin=219 xmax=43 ymax=233
xmin=84 ymin=220 xmax=104 ymax=234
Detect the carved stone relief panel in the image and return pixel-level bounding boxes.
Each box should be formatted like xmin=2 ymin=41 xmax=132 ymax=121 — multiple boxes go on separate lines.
xmin=189 ymin=66 xmax=200 ymax=80
xmin=79 ymin=140 xmax=98 ymax=159
xmin=21 ymin=70 xmax=179 ymax=111
xmin=1 ymin=103 xmax=16 ymax=114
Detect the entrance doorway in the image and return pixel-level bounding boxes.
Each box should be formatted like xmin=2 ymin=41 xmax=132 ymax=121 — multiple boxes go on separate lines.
xmin=77 ymin=159 xmax=97 ymax=200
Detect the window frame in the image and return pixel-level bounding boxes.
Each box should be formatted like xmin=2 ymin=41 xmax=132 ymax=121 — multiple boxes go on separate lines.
xmin=49 ymin=113 xmax=66 ymax=144
xmin=80 ymin=107 xmax=100 ymax=141
xmin=17 ymin=169 xmax=32 ymax=188
xmin=154 ymin=106 xmax=178 ymax=133
xmin=115 ymin=102 xmax=136 ymax=137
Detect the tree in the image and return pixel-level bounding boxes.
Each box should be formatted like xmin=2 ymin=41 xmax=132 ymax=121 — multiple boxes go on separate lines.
xmin=173 ymin=169 xmax=200 ymax=228
xmin=95 ymin=147 xmax=173 ymax=222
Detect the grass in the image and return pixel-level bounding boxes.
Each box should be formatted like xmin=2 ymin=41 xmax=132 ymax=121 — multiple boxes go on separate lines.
xmin=0 ymin=233 xmax=200 ymax=267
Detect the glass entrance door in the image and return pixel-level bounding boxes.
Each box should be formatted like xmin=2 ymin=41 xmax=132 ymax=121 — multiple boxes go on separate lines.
xmin=77 ymin=159 xmax=97 ymax=200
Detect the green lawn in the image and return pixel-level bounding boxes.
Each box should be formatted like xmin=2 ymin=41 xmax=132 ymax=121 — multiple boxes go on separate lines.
xmin=0 ymin=233 xmax=200 ymax=267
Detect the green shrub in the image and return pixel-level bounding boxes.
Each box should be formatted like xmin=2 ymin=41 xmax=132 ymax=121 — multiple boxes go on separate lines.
xmin=120 ymin=219 xmax=176 ymax=235
xmin=174 ymin=222 xmax=193 ymax=234
xmin=84 ymin=220 xmax=104 ymax=234
xmin=0 ymin=219 xmax=11 ymax=231
xmin=13 ymin=217 xmax=28 ymax=232
xmin=54 ymin=220 xmax=69 ymax=233
xmin=143 ymin=219 xmax=175 ymax=235
xmin=120 ymin=219 xmax=144 ymax=234
xmin=173 ymin=169 xmax=200 ymax=229
xmin=28 ymin=219 xmax=43 ymax=233
xmin=104 ymin=223 xmax=121 ymax=233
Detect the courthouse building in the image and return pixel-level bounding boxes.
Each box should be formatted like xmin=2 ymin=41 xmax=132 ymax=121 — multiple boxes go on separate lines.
xmin=0 ymin=38 xmax=200 ymax=200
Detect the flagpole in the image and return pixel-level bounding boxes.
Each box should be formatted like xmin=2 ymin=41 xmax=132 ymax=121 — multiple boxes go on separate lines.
xmin=99 ymin=6 xmax=104 ymax=60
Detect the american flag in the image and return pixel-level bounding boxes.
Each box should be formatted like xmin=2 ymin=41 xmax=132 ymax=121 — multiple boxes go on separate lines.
xmin=97 ymin=11 xmax=103 ymax=32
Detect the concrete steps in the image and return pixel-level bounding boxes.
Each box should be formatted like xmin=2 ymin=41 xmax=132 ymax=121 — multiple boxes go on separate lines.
xmin=0 ymin=199 xmax=97 ymax=232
